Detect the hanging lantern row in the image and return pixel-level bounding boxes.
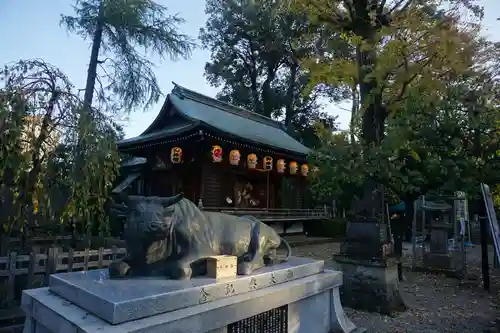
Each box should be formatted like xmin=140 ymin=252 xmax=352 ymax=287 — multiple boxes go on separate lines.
xmin=170 ymin=145 xmax=318 ymax=177
xmin=212 ymin=145 xmax=315 ymax=176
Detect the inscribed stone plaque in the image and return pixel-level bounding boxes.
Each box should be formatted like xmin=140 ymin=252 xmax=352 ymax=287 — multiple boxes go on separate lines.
xmin=227 ymin=305 xmax=288 ymax=333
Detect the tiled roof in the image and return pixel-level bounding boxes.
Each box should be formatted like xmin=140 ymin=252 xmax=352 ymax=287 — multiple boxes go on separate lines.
xmin=117 ymin=84 xmax=310 ymax=156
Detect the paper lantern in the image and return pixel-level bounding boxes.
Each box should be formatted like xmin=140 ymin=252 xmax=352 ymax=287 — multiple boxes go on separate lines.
xmin=263 ymin=156 xmax=273 ymax=171
xmin=301 ymin=164 xmax=309 ymax=177
xmin=289 ymin=161 xmax=298 ymax=175
xmin=170 ymin=147 xmax=182 ymax=164
xmin=247 ymin=153 xmax=258 ymax=169
xmin=211 ymin=145 xmax=223 ymax=162
xmin=229 ymin=149 xmax=241 ymax=166
xmin=276 ymin=159 xmax=286 ymax=173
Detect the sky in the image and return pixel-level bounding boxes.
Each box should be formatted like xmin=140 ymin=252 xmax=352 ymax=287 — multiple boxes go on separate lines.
xmin=1 ymin=0 xmax=499 ymax=138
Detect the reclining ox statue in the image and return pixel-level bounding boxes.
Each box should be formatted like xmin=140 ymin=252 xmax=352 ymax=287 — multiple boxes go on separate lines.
xmin=109 ymin=193 xmax=291 ymax=280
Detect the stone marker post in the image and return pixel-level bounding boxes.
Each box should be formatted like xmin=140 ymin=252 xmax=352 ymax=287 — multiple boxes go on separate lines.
xmin=333 ymin=181 xmax=407 ymax=315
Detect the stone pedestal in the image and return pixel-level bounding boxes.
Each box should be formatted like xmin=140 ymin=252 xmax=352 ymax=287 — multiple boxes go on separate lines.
xmin=333 ymin=255 xmax=406 ymax=316
xmin=333 ymin=218 xmax=407 ymax=316
xmin=21 ymin=257 xmax=364 ymax=333
xmin=423 ymin=252 xmax=464 ymax=274
xmin=429 ymin=223 xmax=452 ymax=254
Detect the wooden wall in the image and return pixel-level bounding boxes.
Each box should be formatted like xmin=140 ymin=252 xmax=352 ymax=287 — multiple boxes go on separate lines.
xmin=279 ymin=177 xmax=306 ymax=209
xmin=202 ymin=164 xmax=223 ymax=207
xmin=129 ymin=135 xmax=307 ymax=209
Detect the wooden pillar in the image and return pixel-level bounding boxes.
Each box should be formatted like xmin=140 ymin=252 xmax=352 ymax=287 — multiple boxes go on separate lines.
xmin=266 ymin=171 xmax=270 ymax=209
xmin=198 ymin=131 xmax=205 ymax=208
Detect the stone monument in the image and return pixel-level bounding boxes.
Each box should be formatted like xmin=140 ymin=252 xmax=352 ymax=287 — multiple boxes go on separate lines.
xmin=333 ymin=181 xmax=407 ymax=315
xmin=22 ymin=194 xmax=363 ymax=333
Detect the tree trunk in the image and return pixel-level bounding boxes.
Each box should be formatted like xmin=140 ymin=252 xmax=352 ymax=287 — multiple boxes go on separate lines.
xmin=357 ymin=47 xmax=386 ymax=144
xmin=349 ymin=2 xmax=388 ymax=226
xmin=284 ymin=63 xmax=298 ymax=127
xmin=73 ymin=0 xmax=105 ymax=236
xmin=352 ymin=1 xmax=386 ymax=145
xmin=250 ymin=69 xmax=260 ymax=114
xmin=350 ymin=83 xmax=359 ymax=143
xmin=261 ymin=64 xmax=278 ymax=118
xmin=83 ymin=1 xmax=105 ymax=111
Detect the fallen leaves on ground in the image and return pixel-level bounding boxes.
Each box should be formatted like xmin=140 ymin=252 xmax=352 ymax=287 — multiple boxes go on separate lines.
xmin=287 ymin=241 xmax=500 ymax=333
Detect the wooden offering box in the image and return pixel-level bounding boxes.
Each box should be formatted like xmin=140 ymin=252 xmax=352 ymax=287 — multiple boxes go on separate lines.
xmin=206 ymin=255 xmax=237 ymax=279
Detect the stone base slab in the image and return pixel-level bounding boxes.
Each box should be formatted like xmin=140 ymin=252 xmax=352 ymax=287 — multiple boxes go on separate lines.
xmin=333 ymin=255 xmax=407 ymax=315
xmin=22 ymin=270 xmax=364 ymax=333
xmin=49 ymin=256 xmax=323 ymax=324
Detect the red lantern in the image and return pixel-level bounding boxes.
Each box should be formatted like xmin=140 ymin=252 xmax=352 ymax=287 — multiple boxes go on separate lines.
xmin=247 ymin=154 xmax=258 ymax=169
xmin=289 ymin=161 xmax=298 ymax=175
xmin=263 ymin=156 xmax=273 ymax=171
xmin=301 ymin=164 xmax=309 ymax=177
xmin=229 ymin=149 xmax=241 ymax=165
xmin=170 ymin=147 xmax=182 ymax=164
xmin=276 ymin=159 xmax=286 ymax=173
xmin=212 ymin=145 xmax=223 ymax=162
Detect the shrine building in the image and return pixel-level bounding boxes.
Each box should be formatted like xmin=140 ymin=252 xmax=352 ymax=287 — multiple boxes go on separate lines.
xmin=113 ymin=83 xmax=327 ymax=233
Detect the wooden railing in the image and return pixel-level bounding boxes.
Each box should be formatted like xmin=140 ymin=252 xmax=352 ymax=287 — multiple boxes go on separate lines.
xmin=202 ymin=207 xmax=330 ymax=222
xmin=0 ymin=247 xmax=126 ymax=309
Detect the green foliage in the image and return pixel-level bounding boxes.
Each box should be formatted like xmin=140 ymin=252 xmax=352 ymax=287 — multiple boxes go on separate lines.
xmin=0 ymin=60 xmax=120 ymax=243
xmin=288 ymin=0 xmax=484 ymax=144
xmin=200 ymin=0 xmax=350 ymax=147
xmin=309 ymin=69 xmax=500 ymax=205
xmin=493 ymin=185 xmax=500 ymax=208
xmin=61 ymin=0 xmax=195 ymax=112
xmin=286 ymin=0 xmax=498 ymax=206
xmin=308 ymin=128 xmax=365 ymax=208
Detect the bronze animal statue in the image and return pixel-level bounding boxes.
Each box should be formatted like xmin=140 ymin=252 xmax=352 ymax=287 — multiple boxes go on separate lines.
xmin=109 ymin=193 xmax=291 ymax=280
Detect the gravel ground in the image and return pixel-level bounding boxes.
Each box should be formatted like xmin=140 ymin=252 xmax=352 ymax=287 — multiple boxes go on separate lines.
xmin=286 ymin=241 xmax=499 ymax=333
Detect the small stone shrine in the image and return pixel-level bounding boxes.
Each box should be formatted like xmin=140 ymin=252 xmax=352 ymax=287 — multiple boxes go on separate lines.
xmin=21 ymin=195 xmax=363 ymax=333
xmin=421 ymin=199 xmax=465 ymax=276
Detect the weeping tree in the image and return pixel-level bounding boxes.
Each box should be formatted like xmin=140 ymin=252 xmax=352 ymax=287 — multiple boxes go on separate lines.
xmin=61 ymin=0 xmax=195 ymax=113
xmin=0 ymin=60 xmax=122 ymax=251
xmin=58 ymin=1 xmax=195 ymax=243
